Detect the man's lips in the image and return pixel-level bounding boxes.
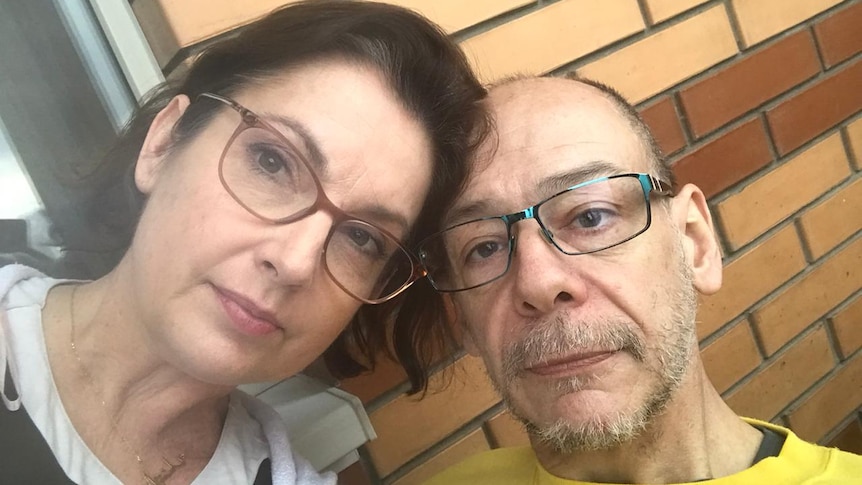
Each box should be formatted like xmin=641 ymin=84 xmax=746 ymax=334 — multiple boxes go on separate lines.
xmin=526 ymin=350 xmax=618 ymax=376
xmin=213 ymin=286 xmax=281 ymax=336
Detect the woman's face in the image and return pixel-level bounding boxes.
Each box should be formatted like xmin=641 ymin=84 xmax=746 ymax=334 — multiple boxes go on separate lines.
xmin=128 ymin=60 xmax=433 ymax=385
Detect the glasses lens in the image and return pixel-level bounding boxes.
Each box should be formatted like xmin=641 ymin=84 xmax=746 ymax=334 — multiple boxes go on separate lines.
xmin=325 ymin=220 xmax=415 ymax=302
xmin=538 ymin=176 xmax=648 ymax=254
xmin=221 ymin=126 xmax=318 ymax=221
xmin=419 ymin=218 xmax=510 ymax=291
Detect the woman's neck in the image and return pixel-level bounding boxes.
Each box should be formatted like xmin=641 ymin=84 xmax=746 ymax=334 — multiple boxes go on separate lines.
xmin=42 ymin=272 xmax=231 ymax=483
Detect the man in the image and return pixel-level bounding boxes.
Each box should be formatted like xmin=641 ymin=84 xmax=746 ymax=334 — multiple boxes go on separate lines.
xmin=418 ymin=76 xmax=862 ymax=484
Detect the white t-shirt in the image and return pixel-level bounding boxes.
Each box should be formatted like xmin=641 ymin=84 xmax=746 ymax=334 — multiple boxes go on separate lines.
xmin=0 ymin=264 xmax=335 ymax=485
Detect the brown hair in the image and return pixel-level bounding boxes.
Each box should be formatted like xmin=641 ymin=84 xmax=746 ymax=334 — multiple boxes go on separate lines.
xmin=76 ymin=0 xmax=489 ymax=393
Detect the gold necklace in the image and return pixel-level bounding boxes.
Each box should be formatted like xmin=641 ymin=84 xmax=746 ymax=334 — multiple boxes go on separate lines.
xmin=68 ymin=284 xmax=186 ymax=485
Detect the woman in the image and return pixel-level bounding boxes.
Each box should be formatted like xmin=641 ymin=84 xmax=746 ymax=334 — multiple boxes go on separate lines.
xmin=0 ymin=1 xmax=487 ymax=483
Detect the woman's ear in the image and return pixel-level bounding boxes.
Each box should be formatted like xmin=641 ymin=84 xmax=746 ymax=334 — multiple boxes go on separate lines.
xmin=135 ymin=95 xmax=191 ymax=195
xmin=670 ymin=184 xmax=723 ymax=295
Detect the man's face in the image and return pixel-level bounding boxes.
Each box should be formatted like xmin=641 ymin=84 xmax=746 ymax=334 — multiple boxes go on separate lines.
xmin=448 ymin=80 xmax=701 ymax=452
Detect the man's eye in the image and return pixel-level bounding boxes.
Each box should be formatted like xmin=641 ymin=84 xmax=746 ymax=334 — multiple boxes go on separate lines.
xmin=575 ymin=209 xmax=604 ymax=228
xmin=466 ymin=240 xmax=504 ymax=263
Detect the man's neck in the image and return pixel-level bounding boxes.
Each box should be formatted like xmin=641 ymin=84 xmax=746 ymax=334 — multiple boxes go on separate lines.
xmin=532 ymin=365 xmax=763 ymax=484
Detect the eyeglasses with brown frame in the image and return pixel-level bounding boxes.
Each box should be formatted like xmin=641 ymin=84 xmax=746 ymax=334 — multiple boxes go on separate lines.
xmin=198 ymin=92 xmax=426 ymax=304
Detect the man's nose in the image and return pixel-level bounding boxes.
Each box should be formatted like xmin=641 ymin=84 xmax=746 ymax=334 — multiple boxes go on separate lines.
xmin=509 ymin=223 xmax=589 ymax=316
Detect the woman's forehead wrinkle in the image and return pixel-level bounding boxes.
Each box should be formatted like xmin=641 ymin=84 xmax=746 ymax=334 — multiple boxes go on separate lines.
xmin=323 ymin=155 xmax=412 ymax=233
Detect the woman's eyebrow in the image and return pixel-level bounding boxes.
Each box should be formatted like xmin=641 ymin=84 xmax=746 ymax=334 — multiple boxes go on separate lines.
xmin=259 ymin=112 xmax=411 ymax=235
xmin=261 ymin=113 xmax=329 ymax=173
xmin=352 ymin=205 xmax=410 ymax=238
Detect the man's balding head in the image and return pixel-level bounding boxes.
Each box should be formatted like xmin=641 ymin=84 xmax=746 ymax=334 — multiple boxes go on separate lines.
xmin=481 ymin=76 xmax=673 ymax=187
xmin=425 ymin=73 xmax=724 ymax=456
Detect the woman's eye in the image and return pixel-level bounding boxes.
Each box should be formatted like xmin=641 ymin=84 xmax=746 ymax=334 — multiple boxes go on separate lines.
xmin=256 ymin=150 xmax=285 ymax=174
xmin=348 ymin=227 xmax=372 ymax=248
xmin=346 ymin=226 xmax=389 ymax=259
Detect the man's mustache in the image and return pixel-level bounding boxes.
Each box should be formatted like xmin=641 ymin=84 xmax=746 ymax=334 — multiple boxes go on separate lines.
xmin=501 ymin=313 xmax=647 ymax=380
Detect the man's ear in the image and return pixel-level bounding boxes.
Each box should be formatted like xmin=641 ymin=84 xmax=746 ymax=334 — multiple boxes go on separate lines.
xmin=135 ymin=95 xmax=191 ymax=194
xmin=447 ymin=295 xmax=480 ymax=356
xmin=670 ymin=184 xmax=723 ymax=295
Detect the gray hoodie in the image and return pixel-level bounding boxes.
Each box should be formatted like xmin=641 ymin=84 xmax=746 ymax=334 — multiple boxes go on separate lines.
xmin=0 ymin=264 xmax=335 ymax=485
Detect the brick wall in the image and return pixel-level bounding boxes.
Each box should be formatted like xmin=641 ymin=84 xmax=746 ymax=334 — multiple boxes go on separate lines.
xmin=132 ymin=1 xmax=862 ymax=483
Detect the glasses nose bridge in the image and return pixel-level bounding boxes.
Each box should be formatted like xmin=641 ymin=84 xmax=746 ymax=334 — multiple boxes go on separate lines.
xmin=273 ymin=182 xmax=345 ymax=231
xmin=504 ymin=205 xmax=555 ymax=251
xmin=504 ymin=205 xmax=536 ymax=227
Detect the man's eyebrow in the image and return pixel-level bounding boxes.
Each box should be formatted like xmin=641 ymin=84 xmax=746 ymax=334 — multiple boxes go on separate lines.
xmin=445 ymin=161 xmax=624 ymax=227
xmin=261 ymin=113 xmax=329 ymax=173
xmin=536 ymin=160 xmax=622 ymax=195
xmin=445 ymin=200 xmax=498 ymax=228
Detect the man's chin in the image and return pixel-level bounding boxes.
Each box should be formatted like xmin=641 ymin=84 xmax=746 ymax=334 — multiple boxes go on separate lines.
xmin=512 ymin=380 xmax=620 ymax=416
xmin=506 ymin=388 xmax=659 ymax=453
xmin=529 ymin=417 xmax=643 ymax=453
xmin=523 ymin=406 xmax=647 ymax=453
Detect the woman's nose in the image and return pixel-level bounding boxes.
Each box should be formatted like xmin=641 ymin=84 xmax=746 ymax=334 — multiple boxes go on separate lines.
xmin=256 ymin=211 xmax=333 ymax=288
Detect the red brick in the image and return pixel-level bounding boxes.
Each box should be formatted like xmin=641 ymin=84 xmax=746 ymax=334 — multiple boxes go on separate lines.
xmin=828 ymin=418 xmax=862 ymax=454
xmin=639 ymin=96 xmax=686 ymax=156
xmin=798 ymin=177 xmax=862 ymax=259
xmin=725 ymin=326 xmax=834 ymax=420
xmin=832 ymin=294 xmax=862 ymax=359
xmin=767 ymin=59 xmax=862 ymax=155
xmin=753 ymin=236 xmax=862 ymax=355
xmin=696 ymin=225 xmax=806 ymax=340
xmin=716 ymin=134 xmax=850 ymax=249
xmin=787 ymin=352 xmax=862 ymax=442
xmin=366 ymin=356 xmax=499 ymax=476
xmin=701 ymin=321 xmax=762 ymax=393
xmin=392 ymin=429 xmax=490 ymax=485
xmin=672 ymin=118 xmax=773 ymax=198
xmin=679 ymin=30 xmax=820 ymax=137
xmin=814 ymin=1 xmax=862 ymax=68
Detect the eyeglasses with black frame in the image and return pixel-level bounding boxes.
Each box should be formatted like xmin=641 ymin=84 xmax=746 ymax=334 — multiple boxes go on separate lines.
xmin=198 ymin=92 xmax=426 ymax=304
xmin=416 ymin=173 xmax=673 ymax=292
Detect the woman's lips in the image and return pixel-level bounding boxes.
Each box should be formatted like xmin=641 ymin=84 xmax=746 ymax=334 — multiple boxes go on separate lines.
xmin=526 ymin=350 xmax=617 ymax=377
xmin=213 ymin=287 xmax=280 ymax=337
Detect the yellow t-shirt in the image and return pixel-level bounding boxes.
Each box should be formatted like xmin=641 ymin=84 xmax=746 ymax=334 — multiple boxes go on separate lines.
xmin=424 ymin=419 xmax=862 ymax=484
